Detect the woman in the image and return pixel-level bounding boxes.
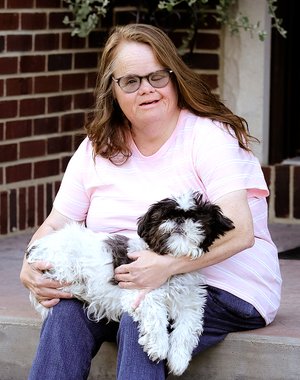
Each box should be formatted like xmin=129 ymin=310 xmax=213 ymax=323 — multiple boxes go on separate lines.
xmin=20 ymin=23 xmax=282 ymax=380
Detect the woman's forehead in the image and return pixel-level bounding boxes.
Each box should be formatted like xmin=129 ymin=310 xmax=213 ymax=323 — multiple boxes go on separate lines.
xmin=113 ymin=41 xmax=161 ymax=76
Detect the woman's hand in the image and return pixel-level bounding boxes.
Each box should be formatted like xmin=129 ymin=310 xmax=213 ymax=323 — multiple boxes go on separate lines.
xmin=19 ymin=207 xmax=77 ymax=308
xmin=114 ymin=249 xmax=175 ymax=308
xmin=20 ymin=254 xmax=73 ymax=309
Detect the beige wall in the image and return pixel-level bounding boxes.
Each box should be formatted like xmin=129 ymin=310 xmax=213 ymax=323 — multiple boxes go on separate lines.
xmin=221 ymin=0 xmax=271 ymax=164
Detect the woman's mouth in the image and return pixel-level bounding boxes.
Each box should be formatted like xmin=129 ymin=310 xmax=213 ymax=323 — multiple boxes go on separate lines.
xmin=140 ymin=99 xmax=159 ymax=106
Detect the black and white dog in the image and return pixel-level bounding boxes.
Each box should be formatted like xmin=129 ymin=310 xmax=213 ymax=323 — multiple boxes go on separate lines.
xmin=27 ymin=190 xmax=234 ymax=375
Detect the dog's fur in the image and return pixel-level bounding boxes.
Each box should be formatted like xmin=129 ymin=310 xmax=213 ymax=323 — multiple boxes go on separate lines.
xmin=27 ymin=191 xmax=234 ymax=375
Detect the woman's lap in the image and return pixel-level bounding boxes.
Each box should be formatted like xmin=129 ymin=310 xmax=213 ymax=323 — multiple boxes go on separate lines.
xmin=29 ymin=286 xmax=265 ymax=379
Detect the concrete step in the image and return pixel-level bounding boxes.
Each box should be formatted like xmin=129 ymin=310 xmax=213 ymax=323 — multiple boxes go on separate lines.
xmin=1 ymin=225 xmax=300 ymax=379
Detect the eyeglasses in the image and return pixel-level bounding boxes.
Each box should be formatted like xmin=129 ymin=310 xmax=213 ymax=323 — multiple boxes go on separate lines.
xmin=112 ymin=69 xmax=173 ymax=94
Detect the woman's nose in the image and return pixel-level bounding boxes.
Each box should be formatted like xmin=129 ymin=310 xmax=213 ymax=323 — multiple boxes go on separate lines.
xmin=138 ymin=77 xmax=155 ymax=93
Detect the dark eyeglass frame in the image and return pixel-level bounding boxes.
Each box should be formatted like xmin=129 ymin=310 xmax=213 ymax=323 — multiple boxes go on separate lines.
xmin=112 ymin=69 xmax=173 ymax=93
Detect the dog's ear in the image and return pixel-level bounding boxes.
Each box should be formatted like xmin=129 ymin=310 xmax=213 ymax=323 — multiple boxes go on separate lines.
xmin=212 ymin=205 xmax=235 ymax=234
xmin=137 ymin=197 xmax=173 ymax=239
xmin=200 ymin=203 xmax=235 ymax=252
xmin=137 ymin=212 xmax=149 ymax=239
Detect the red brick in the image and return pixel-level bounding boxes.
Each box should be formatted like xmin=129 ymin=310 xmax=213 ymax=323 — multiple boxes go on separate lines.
xmin=34 ymin=116 xmax=59 ymax=135
xmin=0 ymin=167 xmax=3 ymax=184
xmin=0 ymin=192 xmax=8 ymax=234
xmin=6 ymin=119 xmax=32 ymax=139
xmin=0 ymin=13 xmax=19 ymax=30
xmin=20 ymin=98 xmax=45 ymax=116
xmin=37 ymin=184 xmax=45 ymax=225
xmin=27 ymin=186 xmax=35 ymax=227
xmin=20 ymin=140 xmax=46 ymax=159
xmin=61 ymin=112 xmax=85 ymax=132
xmin=47 ymin=135 xmax=72 ymax=154
xmin=9 ymin=189 xmax=17 ymax=232
xmin=62 ymin=32 xmax=86 ymax=49
xmin=0 ymin=79 xmax=3 ymax=97
xmin=34 ymin=159 xmax=60 ymax=179
xmin=6 ymin=163 xmax=32 ymax=183
xmin=49 ymin=12 xmax=69 ymax=29
xmin=61 ymin=155 xmax=72 ymax=172
xmin=21 ymin=13 xmax=47 ymax=30
xmin=113 ymin=8 xmax=144 ymax=26
xmin=88 ymin=30 xmax=109 ymax=49
xmin=87 ymin=72 xmax=97 ymax=87
xmin=195 ymin=32 xmax=220 ymax=50
xmin=46 ymin=182 xmax=54 ymax=215
xmin=0 ymin=143 xmax=17 ymax=162
xmin=0 ymin=36 xmax=4 ymax=52
xmin=62 ymin=73 xmax=86 ymax=91
xmin=275 ymin=165 xmax=290 ymax=218
xmin=7 ymin=0 xmax=33 ymax=7
xmin=294 ymin=166 xmax=300 ymax=218
xmin=6 ymin=77 xmax=33 ymax=96
xmin=36 ymin=0 xmax=61 ymax=7
xmin=34 ymin=75 xmax=60 ymax=93
xmin=35 ymin=33 xmax=59 ymax=51
xmin=0 ymin=100 xmax=18 ymax=119
xmin=19 ymin=188 xmax=26 ymax=230
xmin=74 ymin=134 xmax=85 ymax=150
xmin=74 ymin=52 xmax=98 ymax=69
xmin=0 ymin=122 xmax=3 ymax=140
xmin=262 ymin=166 xmax=271 ymax=187
xmin=48 ymin=95 xmax=72 ymax=113
xmin=20 ymin=55 xmax=46 ymax=73
xmin=48 ymin=54 xmax=72 ymax=71
xmin=0 ymin=57 xmax=18 ymax=74
xmin=7 ymin=34 xmax=32 ymax=51
xmin=74 ymin=92 xmax=94 ymax=109
xmin=54 ymin=180 xmax=61 ymax=194
xmin=182 ymin=52 xmax=219 ymax=70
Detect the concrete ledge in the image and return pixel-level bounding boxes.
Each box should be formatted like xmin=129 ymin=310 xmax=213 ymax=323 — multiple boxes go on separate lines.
xmin=1 ymin=316 xmax=300 ymax=380
xmin=1 ymin=226 xmax=300 ymax=379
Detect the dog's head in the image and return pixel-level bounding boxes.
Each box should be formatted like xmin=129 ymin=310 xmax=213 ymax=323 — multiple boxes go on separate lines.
xmin=137 ymin=191 xmax=235 ymax=258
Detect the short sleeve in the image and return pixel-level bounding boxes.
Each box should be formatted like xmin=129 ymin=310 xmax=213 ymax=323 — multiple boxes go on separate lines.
xmin=53 ymin=137 xmax=92 ymax=220
xmin=193 ymin=120 xmax=269 ymax=202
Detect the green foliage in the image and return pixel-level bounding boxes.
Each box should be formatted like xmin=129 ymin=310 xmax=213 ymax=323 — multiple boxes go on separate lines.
xmin=159 ymin=0 xmax=287 ymax=41
xmin=63 ymin=0 xmax=110 ymax=37
xmin=63 ymin=0 xmax=287 ymax=42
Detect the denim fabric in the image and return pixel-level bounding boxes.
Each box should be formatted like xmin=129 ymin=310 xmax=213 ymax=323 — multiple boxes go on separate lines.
xmin=192 ymin=286 xmax=266 ymax=356
xmin=28 ymin=286 xmax=266 ymax=380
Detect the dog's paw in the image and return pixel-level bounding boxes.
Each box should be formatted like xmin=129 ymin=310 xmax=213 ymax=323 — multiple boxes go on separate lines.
xmin=167 ymin=347 xmax=191 ymax=376
xmin=189 ymin=247 xmax=204 ymax=259
xmin=138 ymin=333 xmax=169 ymax=362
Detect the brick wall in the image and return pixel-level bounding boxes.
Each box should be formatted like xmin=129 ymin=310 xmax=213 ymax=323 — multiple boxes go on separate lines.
xmin=263 ymin=165 xmax=300 ymax=222
xmin=0 ymin=1 xmax=298 ymax=236
xmin=0 ymin=0 xmax=101 ymax=235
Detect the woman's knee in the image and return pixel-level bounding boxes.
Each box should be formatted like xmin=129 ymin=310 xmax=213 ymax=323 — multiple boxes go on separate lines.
xmin=117 ymin=313 xmax=139 ymax=342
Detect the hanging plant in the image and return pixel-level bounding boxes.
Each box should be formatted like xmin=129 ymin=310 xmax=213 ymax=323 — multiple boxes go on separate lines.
xmin=63 ymin=0 xmax=286 ymax=49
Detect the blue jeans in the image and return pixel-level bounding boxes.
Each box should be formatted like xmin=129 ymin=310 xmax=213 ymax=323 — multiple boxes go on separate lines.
xmin=28 ymin=286 xmax=265 ymax=380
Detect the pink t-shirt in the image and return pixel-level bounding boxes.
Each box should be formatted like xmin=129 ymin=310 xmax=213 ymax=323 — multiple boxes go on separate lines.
xmin=54 ymin=109 xmax=282 ymax=324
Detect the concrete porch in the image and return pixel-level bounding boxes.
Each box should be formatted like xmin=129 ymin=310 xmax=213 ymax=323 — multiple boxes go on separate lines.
xmin=1 ymin=223 xmax=300 ymax=379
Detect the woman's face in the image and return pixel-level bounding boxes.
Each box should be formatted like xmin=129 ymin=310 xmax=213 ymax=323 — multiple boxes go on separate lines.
xmin=112 ymin=41 xmax=179 ymax=129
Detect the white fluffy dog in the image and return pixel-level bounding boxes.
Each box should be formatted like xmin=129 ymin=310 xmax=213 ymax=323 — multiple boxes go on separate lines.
xmin=26 ymin=191 xmax=234 ymax=375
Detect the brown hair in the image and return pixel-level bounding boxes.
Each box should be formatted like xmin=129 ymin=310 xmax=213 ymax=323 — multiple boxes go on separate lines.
xmin=85 ymin=23 xmax=256 ymax=164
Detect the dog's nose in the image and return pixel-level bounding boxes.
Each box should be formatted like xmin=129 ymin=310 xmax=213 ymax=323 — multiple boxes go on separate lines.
xmin=174 ymin=225 xmax=183 ymax=233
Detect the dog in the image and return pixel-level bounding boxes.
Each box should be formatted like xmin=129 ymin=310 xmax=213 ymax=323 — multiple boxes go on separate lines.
xmin=26 ymin=190 xmax=234 ymax=375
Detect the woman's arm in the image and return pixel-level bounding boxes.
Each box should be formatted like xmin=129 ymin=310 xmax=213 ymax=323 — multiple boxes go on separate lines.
xmin=114 ymin=190 xmax=254 ymax=289
xmin=20 ymin=208 xmax=80 ymax=308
